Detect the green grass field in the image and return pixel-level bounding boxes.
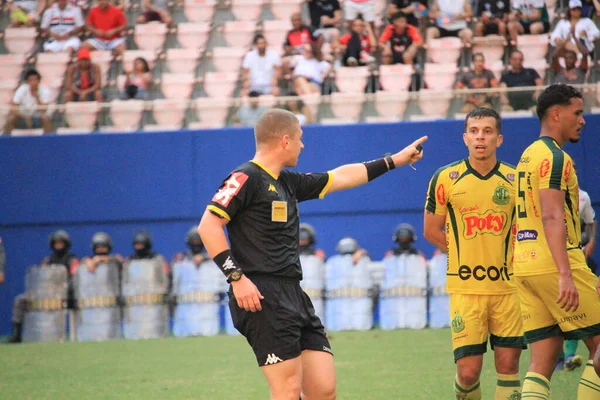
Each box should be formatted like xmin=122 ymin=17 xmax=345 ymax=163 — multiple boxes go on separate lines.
xmin=0 ymin=329 xmax=586 ymax=399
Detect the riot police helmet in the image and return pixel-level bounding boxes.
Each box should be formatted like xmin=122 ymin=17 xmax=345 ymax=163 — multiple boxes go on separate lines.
xmin=336 ymin=237 xmax=359 ymax=256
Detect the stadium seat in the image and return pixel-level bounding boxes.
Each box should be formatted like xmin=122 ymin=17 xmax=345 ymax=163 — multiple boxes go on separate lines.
xmin=165 ymin=48 xmax=200 ymax=74
xmin=256 ymin=95 xmax=277 ymax=108
xmin=143 ymin=124 xmax=180 ymax=131
xmin=188 ymin=121 xmax=226 ymax=129
xmin=298 ymin=93 xmax=321 ymax=117
xmin=56 ymin=127 xmax=93 ymax=135
xmin=516 ymin=34 xmax=549 ymax=61
xmin=0 ymin=80 xmax=19 ymax=105
xmin=374 ymin=0 xmax=387 ymax=17
xmin=335 ymin=67 xmax=370 ymax=93
xmin=90 ymin=51 xmax=113 ymax=83
xmin=152 ymin=98 xmax=187 ymax=126
xmin=418 ymin=89 xmax=452 ymax=117
xmin=426 ymin=37 xmax=462 ymax=64
xmin=122 ymin=50 xmax=157 ymax=73
xmin=65 ymin=101 xmax=99 ymax=130
xmin=374 ymin=90 xmax=409 ymax=119
xmin=330 ymin=92 xmax=364 ymax=119
xmin=160 ymin=73 xmax=196 ymax=99
xmin=36 ymin=52 xmax=70 ymax=81
xmin=223 ymin=21 xmax=257 ymax=48
xmin=471 ymin=36 xmax=506 ymax=63
xmin=202 ymin=72 xmax=238 ymax=97
xmin=424 ymin=63 xmax=458 ymax=90
xmin=194 ymin=97 xmax=232 ymax=127
xmin=110 ymin=99 xmax=144 ymax=130
xmin=99 ymin=126 xmax=137 ymax=133
xmin=183 ymin=0 xmax=216 ymax=23
xmin=230 ymin=0 xmax=264 ymax=21
xmin=378 ymin=64 xmax=413 ymax=91
xmin=134 ymin=22 xmax=168 ymax=52
xmin=11 ymin=128 xmax=45 ymax=136
xmin=501 ymin=109 xmax=534 ymax=118
xmin=43 ymin=78 xmax=64 ymax=103
xmin=270 ymin=0 xmax=303 ymax=20
xmin=523 ymin=59 xmax=548 ymax=80
xmin=408 ymin=114 xmax=445 ymax=121
xmin=4 ymin=27 xmax=37 ymax=54
xmin=365 ymin=115 xmax=401 ymax=123
xmin=262 ymin=20 xmax=290 ymax=48
xmin=177 ymin=22 xmax=211 ymax=50
xmin=0 ymin=54 xmax=26 ymax=80
xmin=320 ymin=117 xmax=359 ymax=125
xmin=209 ymin=47 xmax=246 ymax=73
xmin=487 ymin=60 xmax=505 ymax=80
xmin=596 ymin=82 xmax=600 ymax=105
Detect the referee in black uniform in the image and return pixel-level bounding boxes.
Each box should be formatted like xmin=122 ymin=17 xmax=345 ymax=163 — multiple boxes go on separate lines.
xmin=198 ymin=109 xmax=427 ymax=400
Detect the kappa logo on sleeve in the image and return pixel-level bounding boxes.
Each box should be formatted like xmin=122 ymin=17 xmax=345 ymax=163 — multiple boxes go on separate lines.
xmin=212 ymin=172 xmax=249 ymax=207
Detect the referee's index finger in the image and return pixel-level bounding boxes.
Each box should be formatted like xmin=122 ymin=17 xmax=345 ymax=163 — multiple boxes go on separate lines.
xmin=412 ymin=136 xmax=428 ymax=147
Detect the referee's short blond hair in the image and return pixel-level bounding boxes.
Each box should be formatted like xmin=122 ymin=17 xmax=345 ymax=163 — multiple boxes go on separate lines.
xmin=254 ymin=109 xmax=299 ymax=146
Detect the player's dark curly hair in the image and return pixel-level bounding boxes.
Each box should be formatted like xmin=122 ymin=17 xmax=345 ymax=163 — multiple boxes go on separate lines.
xmin=536 ymin=84 xmax=582 ymax=121
xmin=464 ymin=107 xmax=501 ymax=132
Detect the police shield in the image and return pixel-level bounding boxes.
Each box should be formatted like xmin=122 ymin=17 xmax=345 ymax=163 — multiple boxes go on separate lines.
xmin=22 ymin=265 xmax=68 ymax=343
xmin=325 ymin=255 xmax=373 ymax=331
xmin=300 ymin=254 xmax=325 ymax=320
xmin=74 ymin=261 xmax=121 ymax=341
xmin=429 ymin=252 xmax=450 ymax=328
xmin=122 ymin=258 xmax=169 ymax=339
xmin=172 ymin=259 xmax=223 ymax=337
xmin=379 ymin=254 xmax=427 ymax=330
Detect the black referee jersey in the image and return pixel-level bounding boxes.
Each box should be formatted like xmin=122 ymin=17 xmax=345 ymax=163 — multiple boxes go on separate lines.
xmin=207 ymin=160 xmax=333 ymax=280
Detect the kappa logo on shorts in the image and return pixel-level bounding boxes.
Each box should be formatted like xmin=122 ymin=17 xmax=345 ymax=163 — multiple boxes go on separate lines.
xmin=451 ymin=313 xmax=465 ymax=334
xmin=265 ymin=353 xmax=283 ymax=365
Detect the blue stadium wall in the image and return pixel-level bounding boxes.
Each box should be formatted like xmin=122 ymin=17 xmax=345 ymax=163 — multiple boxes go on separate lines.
xmin=1 ymin=116 xmax=598 ymax=335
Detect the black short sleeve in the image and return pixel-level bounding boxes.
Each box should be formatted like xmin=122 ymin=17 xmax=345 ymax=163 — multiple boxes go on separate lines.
xmin=207 ymin=170 xmax=254 ymax=221
xmin=283 ymin=171 xmax=333 ymax=202
xmin=529 ymin=68 xmax=541 ymax=82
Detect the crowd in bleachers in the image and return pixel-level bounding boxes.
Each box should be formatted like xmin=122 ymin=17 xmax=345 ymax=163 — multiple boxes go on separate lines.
xmin=5 ymin=224 xmax=448 ymax=343
xmin=0 ymin=0 xmax=599 ymax=134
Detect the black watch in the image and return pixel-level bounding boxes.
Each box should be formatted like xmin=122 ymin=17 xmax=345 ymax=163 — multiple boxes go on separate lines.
xmin=227 ymin=269 xmax=244 ymax=283
xmin=383 ymin=153 xmax=396 ymax=170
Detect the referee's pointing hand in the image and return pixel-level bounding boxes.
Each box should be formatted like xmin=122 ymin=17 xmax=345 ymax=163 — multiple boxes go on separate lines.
xmin=232 ymin=275 xmax=264 ymax=312
xmin=391 ymin=136 xmax=428 ymax=167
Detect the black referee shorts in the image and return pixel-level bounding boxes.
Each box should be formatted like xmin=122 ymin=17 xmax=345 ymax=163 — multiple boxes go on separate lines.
xmin=229 ymin=275 xmax=333 ymax=366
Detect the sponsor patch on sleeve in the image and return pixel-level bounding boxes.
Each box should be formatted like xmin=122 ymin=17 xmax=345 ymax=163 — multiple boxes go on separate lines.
xmin=212 ymin=172 xmax=249 ymax=207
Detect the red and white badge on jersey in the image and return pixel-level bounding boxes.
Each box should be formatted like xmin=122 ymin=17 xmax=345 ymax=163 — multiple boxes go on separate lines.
xmin=212 ymin=172 xmax=249 ymax=207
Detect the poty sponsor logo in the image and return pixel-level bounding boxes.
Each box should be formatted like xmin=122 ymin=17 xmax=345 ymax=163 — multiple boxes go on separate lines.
xmin=462 ymin=210 xmax=507 ymax=239
xmin=516 ymin=230 xmax=538 ymax=241
xmin=436 ymin=184 xmax=446 ymax=206
xmin=564 ymin=160 xmax=572 ymax=183
xmin=212 ymin=172 xmax=249 ymax=207
xmin=540 ymin=158 xmax=550 ymax=178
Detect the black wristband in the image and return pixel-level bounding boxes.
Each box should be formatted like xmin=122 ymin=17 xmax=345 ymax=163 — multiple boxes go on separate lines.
xmin=383 ymin=153 xmax=395 ymax=170
xmin=363 ymin=157 xmax=390 ymax=182
xmin=213 ymin=249 xmax=240 ymax=278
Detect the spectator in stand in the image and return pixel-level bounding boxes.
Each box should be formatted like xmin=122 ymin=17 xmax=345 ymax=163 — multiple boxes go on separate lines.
xmin=307 ymin=0 xmax=342 ymax=45
xmin=387 ymin=0 xmax=428 ymax=28
xmin=3 ymin=70 xmax=52 ymax=135
xmin=122 ymin=57 xmax=152 ymax=99
xmin=581 ymin=0 xmax=600 ymax=18
xmin=426 ymin=0 xmax=473 ymax=44
xmin=283 ymin=93 xmax=314 ymax=125
xmin=380 ymin=12 xmax=423 ymax=65
xmin=8 ymin=0 xmax=46 ymax=27
xmin=290 ymin=43 xmax=331 ymax=95
xmin=499 ymin=50 xmax=544 ymax=111
xmin=338 ymin=17 xmax=377 ymax=66
xmin=474 ymin=0 xmax=510 ymax=37
xmin=508 ymin=0 xmax=550 ymax=44
xmin=284 ymin=12 xmax=322 ymax=56
xmin=234 ymin=91 xmax=265 ymax=127
xmin=64 ymin=48 xmax=104 ymax=102
xmin=344 ymin=0 xmax=376 ymax=29
xmin=137 ymin=0 xmax=172 ymax=25
xmin=551 ymin=43 xmax=588 ymax=84
xmin=241 ymin=34 xmax=282 ymax=97
xmin=551 ymin=0 xmax=600 ymax=56
xmin=455 ymin=53 xmax=498 ymax=112
xmin=40 ymin=0 xmax=84 ymax=55
xmin=82 ymin=0 xmax=127 ymax=56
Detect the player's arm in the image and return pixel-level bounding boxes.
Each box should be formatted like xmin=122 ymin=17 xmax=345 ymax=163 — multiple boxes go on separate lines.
xmin=539 ymin=188 xmax=579 ymax=312
xmin=326 ymin=136 xmax=427 ymax=194
xmin=424 ymin=212 xmax=447 ymax=253
xmin=584 ymin=220 xmax=597 ymax=259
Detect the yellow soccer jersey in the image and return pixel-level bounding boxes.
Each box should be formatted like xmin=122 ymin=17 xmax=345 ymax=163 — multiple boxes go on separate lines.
xmin=425 ymin=159 xmax=516 ymax=295
xmin=514 ymin=136 xmax=587 ymax=276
